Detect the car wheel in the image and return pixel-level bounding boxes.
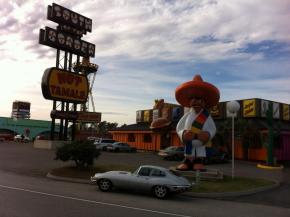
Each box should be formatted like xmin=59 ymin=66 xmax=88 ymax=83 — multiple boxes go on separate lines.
xmin=153 ymin=185 xmax=168 ymax=199
xmin=98 ymin=179 xmax=113 ymax=192
xmin=115 ymin=148 xmax=119 ymax=152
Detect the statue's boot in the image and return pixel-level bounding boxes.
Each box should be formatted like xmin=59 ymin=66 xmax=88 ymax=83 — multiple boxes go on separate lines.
xmin=176 ymin=158 xmax=193 ymax=171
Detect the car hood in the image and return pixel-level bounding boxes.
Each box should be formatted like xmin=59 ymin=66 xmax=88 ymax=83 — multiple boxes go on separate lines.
xmin=94 ymin=171 xmax=131 ymax=177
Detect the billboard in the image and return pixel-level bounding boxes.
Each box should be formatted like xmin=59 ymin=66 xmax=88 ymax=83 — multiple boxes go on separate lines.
xmin=12 ymin=101 xmax=30 ymax=112
xmin=11 ymin=101 xmax=31 ymax=119
xmin=76 ymin=111 xmax=101 ymax=122
xmin=51 ymin=110 xmax=101 ymax=122
xmin=136 ymin=110 xmax=143 ymax=123
xmin=243 ymin=99 xmax=257 ymax=117
xmin=261 ymin=100 xmax=269 ymax=118
xmin=39 ymin=27 xmax=95 ymax=57
xmin=39 ymin=3 xmax=95 ymax=58
xmin=273 ymin=102 xmax=280 ymax=119
xmin=41 ymin=67 xmax=89 ymax=103
xmin=211 ymin=102 xmax=225 ymax=119
xmin=172 ymin=107 xmax=182 ymax=121
xmin=282 ymin=104 xmax=290 ymax=121
xmin=47 ymin=3 xmax=92 ymax=33
xmin=143 ymin=110 xmax=152 ymax=123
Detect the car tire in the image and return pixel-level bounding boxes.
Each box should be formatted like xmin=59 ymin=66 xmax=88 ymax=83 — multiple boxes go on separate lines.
xmin=152 ymin=185 xmax=168 ymax=199
xmin=98 ymin=179 xmax=113 ymax=192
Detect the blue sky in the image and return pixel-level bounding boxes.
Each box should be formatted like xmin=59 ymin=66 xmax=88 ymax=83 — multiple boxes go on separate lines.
xmin=0 ymin=0 xmax=290 ymax=125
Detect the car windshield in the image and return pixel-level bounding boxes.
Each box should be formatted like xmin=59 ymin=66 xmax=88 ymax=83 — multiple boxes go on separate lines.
xmin=164 ymin=146 xmax=176 ymax=151
xmin=169 ymin=169 xmax=181 ymax=177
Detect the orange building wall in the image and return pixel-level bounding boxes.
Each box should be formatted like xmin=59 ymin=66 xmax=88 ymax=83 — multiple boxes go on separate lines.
xmin=112 ymin=131 xmax=267 ymax=161
xmin=111 ymin=131 xmax=161 ymax=151
xmin=234 ymin=138 xmax=267 ymax=161
xmin=171 ymin=132 xmax=182 ymax=147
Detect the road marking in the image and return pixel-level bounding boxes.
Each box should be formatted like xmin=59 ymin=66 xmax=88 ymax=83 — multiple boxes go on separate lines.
xmin=0 ymin=184 xmax=192 ymax=217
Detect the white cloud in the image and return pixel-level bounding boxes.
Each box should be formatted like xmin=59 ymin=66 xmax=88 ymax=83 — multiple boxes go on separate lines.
xmin=0 ymin=0 xmax=290 ymax=125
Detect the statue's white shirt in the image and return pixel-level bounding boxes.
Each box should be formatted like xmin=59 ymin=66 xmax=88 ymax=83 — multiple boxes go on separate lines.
xmin=176 ymin=108 xmax=216 ymax=157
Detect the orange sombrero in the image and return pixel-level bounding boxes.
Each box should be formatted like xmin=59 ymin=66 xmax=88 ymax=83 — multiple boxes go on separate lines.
xmin=175 ymin=74 xmax=220 ymax=108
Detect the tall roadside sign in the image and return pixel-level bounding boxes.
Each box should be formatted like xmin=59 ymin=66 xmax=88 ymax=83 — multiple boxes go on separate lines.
xmin=39 ymin=3 xmax=97 ymax=141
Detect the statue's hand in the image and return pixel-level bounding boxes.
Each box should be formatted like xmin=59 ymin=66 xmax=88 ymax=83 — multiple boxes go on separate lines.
xmin=183 ymin=130 xmax=194 ymax=141
xmin=197 ymin=131 xmax=210 ymax=143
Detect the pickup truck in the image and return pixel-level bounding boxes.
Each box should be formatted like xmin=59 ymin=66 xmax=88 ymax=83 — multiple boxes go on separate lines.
xmin=93 ymin=138 xmax=115 ymax=151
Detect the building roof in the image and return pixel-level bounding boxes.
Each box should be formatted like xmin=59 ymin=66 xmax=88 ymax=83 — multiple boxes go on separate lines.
xmin=112 ymin=118 xmax=290 ymax=133
xmin=111 ymin=123 xmax=151 ymax=131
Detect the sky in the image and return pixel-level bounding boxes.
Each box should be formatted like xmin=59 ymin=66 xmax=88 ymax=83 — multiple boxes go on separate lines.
xmin=1 ymin=0 xmax=290 ymax=126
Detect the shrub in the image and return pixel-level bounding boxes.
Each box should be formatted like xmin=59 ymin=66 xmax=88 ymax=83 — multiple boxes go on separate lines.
xmin=55 ymin=140 xmax=100 ymax=168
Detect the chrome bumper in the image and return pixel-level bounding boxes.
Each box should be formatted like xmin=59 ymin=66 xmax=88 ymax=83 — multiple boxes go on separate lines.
xmin=168 ymin=185 xmax=192 ymax=193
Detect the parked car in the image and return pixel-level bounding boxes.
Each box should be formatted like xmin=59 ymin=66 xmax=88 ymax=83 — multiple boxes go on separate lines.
xmin=106 ymin=142 xmax=136 ymax=152
xmin=204 ymin=147 xmax=229 ymax=164
xmin=14 ymin=134 xmax=30 ymax=143
xmin=158 ymin=146 xmax=184 ymax=160
xmin=94 ymin=138 xmax=116 ymax=151
xmin=87 ymin=136 xmax=99 ymax=141
xmin=91 ymin=165 xmax=192 ymax=199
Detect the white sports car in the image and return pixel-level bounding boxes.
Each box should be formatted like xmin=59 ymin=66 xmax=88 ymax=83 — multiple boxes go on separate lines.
xmin=91 ymin=165 xmax=192 ymax=199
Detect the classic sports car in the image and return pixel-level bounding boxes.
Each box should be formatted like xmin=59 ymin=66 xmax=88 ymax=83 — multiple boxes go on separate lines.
xmin=91 ymin=165 xmax=192 ymax=199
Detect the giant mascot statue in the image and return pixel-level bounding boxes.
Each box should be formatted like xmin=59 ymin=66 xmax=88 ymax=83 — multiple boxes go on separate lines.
xmin=175 ymin=74 xmax=220 ymax=171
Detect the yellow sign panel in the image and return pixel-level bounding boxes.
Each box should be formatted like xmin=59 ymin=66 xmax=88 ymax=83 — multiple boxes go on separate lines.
xmin=211 ymin=104 xmax=224 ymax=118
xmin=243 ymin=99 xmax=256 ymax=117
xmin=42 ymin=68 xmax=89 ymax=103
xmin=144 ymin=110 xmax=151 ymax=122
xmin=283 ymin=104 xmax=290 ymax=121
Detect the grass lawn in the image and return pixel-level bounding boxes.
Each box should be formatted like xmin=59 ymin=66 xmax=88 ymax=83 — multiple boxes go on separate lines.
xmin=50 ymin=164 xmax=275 ymax=193
xmin=190 ymin=176 xmax=275 ymax=193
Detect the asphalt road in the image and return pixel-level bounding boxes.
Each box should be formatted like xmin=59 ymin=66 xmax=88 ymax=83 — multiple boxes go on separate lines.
xmin=0 ymin=141 xmax=290 ymax=216
xmin=0 ymin=170 xmax=289 ymax=217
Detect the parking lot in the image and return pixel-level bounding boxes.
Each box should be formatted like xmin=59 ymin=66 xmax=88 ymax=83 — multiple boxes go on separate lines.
xmin=0 ymin=141 xmax=287 ymax=182
xmin=1 ymin=140 xmax=290 ymax=208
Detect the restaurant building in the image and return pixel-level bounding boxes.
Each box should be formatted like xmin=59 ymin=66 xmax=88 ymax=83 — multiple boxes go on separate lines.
xmin=110 ymin=98 xmax=290 ymax=162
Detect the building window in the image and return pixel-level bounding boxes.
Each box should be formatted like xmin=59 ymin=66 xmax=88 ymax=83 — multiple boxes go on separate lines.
xmin=143 ymin=134 xmax=152 ymax=143
xmin=128 ymin=133 xmax=135 ymax=142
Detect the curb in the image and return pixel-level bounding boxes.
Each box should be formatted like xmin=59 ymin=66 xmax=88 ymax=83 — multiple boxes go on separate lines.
xmin=257 ymin=164 xmax=284 ymax=170
xmin=185 ymin=180 xmax=280 ymax=198
xmin=46 ymin=172 xmax=280 ymax=198
xmin=47 ymin=172 xmax=91 ymax=185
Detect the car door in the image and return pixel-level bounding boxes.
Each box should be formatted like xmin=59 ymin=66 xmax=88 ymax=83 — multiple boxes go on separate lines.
xmin=130 ymin=167 xmax=152 ymax=191
xmin=122 ymin=143 xmax=130 ymax=152
xmin=119 ymin=143 xmax=126 ymax=152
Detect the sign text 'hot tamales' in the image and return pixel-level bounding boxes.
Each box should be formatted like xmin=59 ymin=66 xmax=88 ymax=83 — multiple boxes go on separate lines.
xmin=42 ymin=68 xmax=89 ymax=103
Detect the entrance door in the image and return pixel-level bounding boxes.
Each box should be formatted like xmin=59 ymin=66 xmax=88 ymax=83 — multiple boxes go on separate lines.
xmin=160 ymin=132 xmax=171 ymax=150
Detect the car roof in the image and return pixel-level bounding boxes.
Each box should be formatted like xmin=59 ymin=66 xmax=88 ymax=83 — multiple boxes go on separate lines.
xmin=139 ymin=165 xmax=168 ymax=171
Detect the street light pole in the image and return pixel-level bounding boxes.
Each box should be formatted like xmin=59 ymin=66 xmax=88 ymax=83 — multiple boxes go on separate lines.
xmin=231 ymin=114 xmax=235 ymax=179
xmin=227 ymin=101 xmax=240 ymax=179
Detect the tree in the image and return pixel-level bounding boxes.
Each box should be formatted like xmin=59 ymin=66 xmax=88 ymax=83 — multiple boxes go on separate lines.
xmin=96 ymin=121 xmax=118 ymax=136
xmin=55 ymin=140 xmax=100 ymax=168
